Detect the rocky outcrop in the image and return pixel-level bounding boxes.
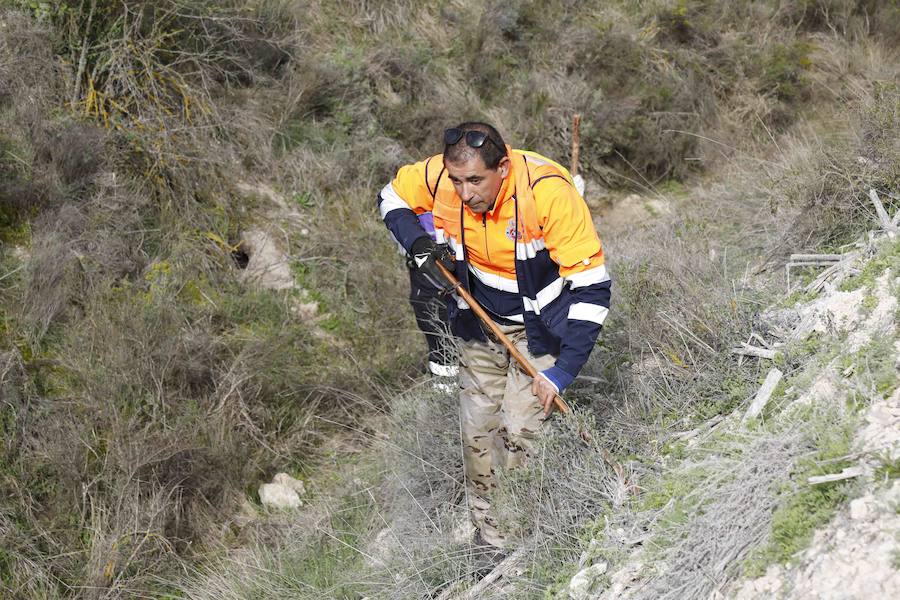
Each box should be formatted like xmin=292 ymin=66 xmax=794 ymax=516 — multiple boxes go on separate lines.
xmin=732 ymin=386 xmax=900 ymax=599
xmin=234 ymin=181 xmax=319 ymax=321
xmin=580 ymin=234 xmax=900 ymax=600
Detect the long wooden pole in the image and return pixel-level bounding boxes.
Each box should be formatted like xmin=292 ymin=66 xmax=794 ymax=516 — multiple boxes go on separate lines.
xmin=435 ymin=262 xmax=569 ymax=414
xmin=570 ymin=114 xmax=581 ymax=177
xmin=435 ymin=264 xmax=632 ymax=486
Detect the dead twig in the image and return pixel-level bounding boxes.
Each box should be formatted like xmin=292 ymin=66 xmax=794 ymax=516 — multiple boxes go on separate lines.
xmin=731 ymin=343 xmax=777 ymax=360
xmin=868 ymin=189 xmax=896 ymax=235
xmin=743 ymin=368 xmax=783 ymax=422
xmin=807 ymin=465 xmax=864 ymax=485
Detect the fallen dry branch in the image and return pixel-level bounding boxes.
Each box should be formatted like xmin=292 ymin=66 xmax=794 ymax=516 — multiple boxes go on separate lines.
xmin=868 ymin=189 xmax=896 ymax=234
xmin=461 ymin=548 xmax=527 ymax=600
xmin=807 ymin=465 xmax=864 ymax=485
xmin=788 ymin=254 xmax=843 ymax=263
xmin=668 ymin=414 xmax=726 ymax=443
xmin=785 ymin=254 xmax=850 ymax=292
xmin=803 ymin=252 xmax=860 ymax=294
xmin=632 ymin=431 xmax=803 ymax=600
xmin=743 ymin=368 xmax=783 ymax=422
xmin=433 ymin=548 xmax=527 ymax=600
xmin=731 ymin=343 xmax=777 ymax=360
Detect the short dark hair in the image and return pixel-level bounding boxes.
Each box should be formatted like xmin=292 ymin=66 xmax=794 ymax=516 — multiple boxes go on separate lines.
xmin=443 ymin=122 xmax=507 ymax=170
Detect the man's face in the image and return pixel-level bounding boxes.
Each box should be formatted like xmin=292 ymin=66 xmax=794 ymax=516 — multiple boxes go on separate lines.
xmin=445 ymin=154 xmax=510 ymax=214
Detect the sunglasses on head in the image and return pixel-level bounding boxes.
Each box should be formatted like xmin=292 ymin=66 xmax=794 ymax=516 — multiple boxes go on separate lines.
xmin=443 ymin=128 xmax=502 ymax=151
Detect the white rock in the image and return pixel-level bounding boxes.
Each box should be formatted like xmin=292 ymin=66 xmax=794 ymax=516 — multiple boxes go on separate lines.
xmin=272 ymin=472 xmax=306 ymax=496
xmin=569 ymin=561 xmax=608 ymax=600
xmin=578 ymin=539 xmax=602 ymax=569
xmin=451 ymin=517 xmax=475 ymax=544
xmin=240 ymin=228 xmax=296 ymax=291
xmin=849 ymin=497 xmax=871 ymax=521
xmin=866 ymin=405 xmax=894 ymax=426
xmin=290 ymin=300 xmax=319 ymax=321
xmin=602 ymin=560 xmax=642 ymax=599
xmin=364 ymin=527 xmax=400 ymax=569
xmin=885 ymin=481 xmax=900 ymax=505
xmin=259 ymin=483 xmax=301 ymax=509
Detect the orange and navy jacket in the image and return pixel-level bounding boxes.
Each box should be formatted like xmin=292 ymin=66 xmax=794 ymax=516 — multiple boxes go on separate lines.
xmin=378 ymin=147 xmax=611 ymax=392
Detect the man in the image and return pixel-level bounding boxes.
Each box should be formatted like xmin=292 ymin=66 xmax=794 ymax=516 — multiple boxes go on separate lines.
xmin=378 ymin=122 xmax=611 ymax=553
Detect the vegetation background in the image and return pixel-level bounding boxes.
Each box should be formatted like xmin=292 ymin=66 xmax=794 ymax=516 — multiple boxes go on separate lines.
xmin=0 ymin=0 xmax=897 ymax=598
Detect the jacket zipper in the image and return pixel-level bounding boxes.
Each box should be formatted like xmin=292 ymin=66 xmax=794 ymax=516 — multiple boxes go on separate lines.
xmin=482 ymin=213 xmax=490 ymax=262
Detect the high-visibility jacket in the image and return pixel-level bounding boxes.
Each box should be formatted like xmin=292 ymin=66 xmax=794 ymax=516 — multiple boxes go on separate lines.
xmin=378 ymin=147 xmax=611 ymax=392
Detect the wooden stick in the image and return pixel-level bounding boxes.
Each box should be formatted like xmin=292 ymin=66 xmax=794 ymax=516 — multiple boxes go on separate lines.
xmin=434 ymin=580 xmax=466 ymax=600
xmin=71 ymin=0 xmax=98 ymax=107
xmin=743 ymin=368 xmax=783 ymax=422
xmin=807 ymin=465 xmax=863 ymax=485
xmin=570 ymin=114 xmax=581 ymax=178
xmin=434 ymin=264 xmax=630 ymax=485
xmin=869 ymin=189 xmax=893 ymax=230
xmin=730 ymin=343 xmax=777 ymax=360
xmin=788 ymin=254 xmax=843 ymax=262
xmin=433 ymin=546 xmax=526 ymax=599
xmin=436 ymin=262 xmax=569 ymax=414
xmin=461 ymin=547 xmax=527 ymax=599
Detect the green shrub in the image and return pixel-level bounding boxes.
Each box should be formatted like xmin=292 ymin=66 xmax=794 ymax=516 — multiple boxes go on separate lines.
xmin=2 ymin=1 xmax=898 ymax=597
xmin=654 ymin=0 xmax=720 ymax=47
xmin=766 ymin=479 xmax=848 ymax=564
xmin=773 ymin=82 xmax=900 ymax=247
xmin=744 ymin=413 xmax=855 ymax=574
xmin=759 ymin=41 xmax=813 ymax=103
xmin=781 ymin=0 xmax=900 ymax=43
xmin=36 ymin=0 xmax=293 ymax=118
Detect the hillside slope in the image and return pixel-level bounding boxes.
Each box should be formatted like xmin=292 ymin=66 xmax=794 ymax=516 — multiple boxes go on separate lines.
xmin=177 ymin=92 xmax=900 ymax=599
xmin=1 ymin=1 xmax=898 ymax=598
xmin=584 ymin=232 xmax=900 ymax=600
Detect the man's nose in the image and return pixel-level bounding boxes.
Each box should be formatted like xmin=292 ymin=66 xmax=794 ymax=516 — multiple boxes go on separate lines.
xmin=461 ymin=183 xmax=474 ymax=202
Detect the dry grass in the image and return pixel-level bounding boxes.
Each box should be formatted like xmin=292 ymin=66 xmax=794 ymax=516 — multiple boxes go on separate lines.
xmin=0 ymin=3 xmax=399 ymax=596
xmin=1 ymin=1 xmax=898 ymax=598
xmin=630 ymin=429 xmax=803 ymax=600
xmin=771 ymin=82 xmax=900 ymax=250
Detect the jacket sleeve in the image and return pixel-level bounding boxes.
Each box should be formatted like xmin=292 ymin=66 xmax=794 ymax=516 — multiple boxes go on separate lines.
xmin=378 ymin=156 xmax=439 ymax=252
xmin=535 ymin=177 xmax=611 ymax=392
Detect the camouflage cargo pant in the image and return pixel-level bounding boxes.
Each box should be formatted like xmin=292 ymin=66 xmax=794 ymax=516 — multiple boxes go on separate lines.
xmin=459 ymin=324 xmax=556 ymax=548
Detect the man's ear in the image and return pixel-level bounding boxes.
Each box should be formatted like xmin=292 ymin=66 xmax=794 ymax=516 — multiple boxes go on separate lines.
xmin=498 ymin=156 xmax=511 ymax=178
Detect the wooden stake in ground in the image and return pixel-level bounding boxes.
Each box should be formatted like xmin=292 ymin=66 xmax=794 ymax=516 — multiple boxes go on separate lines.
xmin=571 ymin=114 xmax=581 ymax=177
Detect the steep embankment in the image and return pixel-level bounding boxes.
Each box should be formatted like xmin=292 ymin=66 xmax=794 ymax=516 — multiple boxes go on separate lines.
xmin=178 ymin=121 xmax=900 ymax=600
xmin=569 ymin=232 xmax=900 ymax=600
xmin=1 ymin=2 xmax=898 ymax=599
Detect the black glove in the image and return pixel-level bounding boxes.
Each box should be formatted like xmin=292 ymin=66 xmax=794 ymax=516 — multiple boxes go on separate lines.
xmin=410 ymin=236 xmax=455 ymax=293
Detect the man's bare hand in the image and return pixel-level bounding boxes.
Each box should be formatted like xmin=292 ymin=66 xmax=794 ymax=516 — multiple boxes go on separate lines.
xmin=531 ymin=374 xmax=558 ymax=416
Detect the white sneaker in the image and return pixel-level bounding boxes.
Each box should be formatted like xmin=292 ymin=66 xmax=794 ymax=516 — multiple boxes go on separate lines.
xmin=428 ymin=361 xmax=458 ymax=377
